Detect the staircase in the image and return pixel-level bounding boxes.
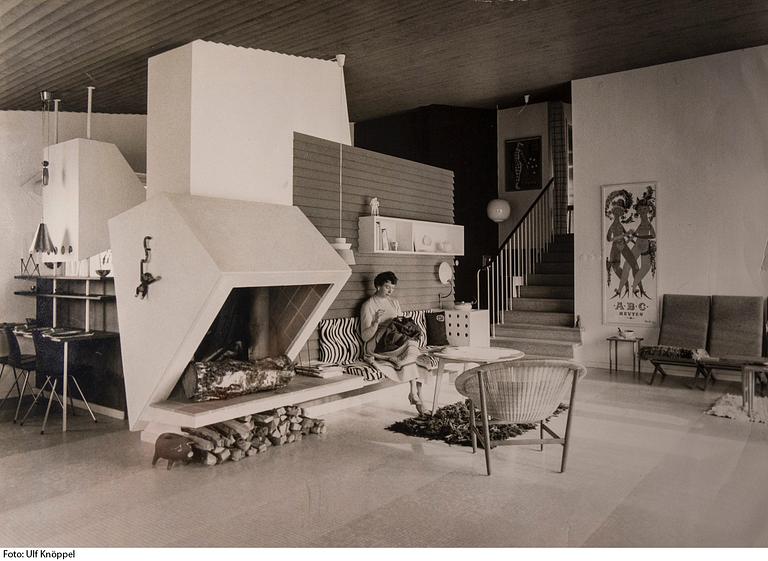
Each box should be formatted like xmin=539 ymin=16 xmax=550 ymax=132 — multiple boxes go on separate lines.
xmin=477 ymin=178 xmax=581 ymax=359
xmin=491 ymin=234 xmax=580 ymax=358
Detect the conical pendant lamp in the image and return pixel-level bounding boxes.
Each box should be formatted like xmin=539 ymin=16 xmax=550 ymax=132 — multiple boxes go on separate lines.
xmin=29 ymin=222 xmax=56 ymax=255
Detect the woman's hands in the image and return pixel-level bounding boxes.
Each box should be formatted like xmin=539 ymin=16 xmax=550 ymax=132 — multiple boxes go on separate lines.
xmin=374 ymin=308 xmax=386 ymax=323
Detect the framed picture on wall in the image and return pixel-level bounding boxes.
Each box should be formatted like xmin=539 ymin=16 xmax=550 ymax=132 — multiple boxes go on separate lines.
xmin=601 ymin=182 xmax=659 ymax=326
xmin=504 ymin=136 xmax=542 ymax=191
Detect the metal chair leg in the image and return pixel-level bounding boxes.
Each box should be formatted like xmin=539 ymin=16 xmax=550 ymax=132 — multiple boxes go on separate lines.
xmin=477 ymin=371 xmax=492 ymax=476
xmin=70 ymin=376 xmax=97 ymax=423
xmin=540 ymin=422 xmax=544 ymax=451
xmin=20 ymin=377 xmax=52 ymax=425
xmin=41 ymin=378 xmax=58 ymax=434
xmin=468 ymin=398 xmax=477 ymax=453
xmin=14 ymin=370 xmax=30 ymax=423
xmin=560 ymin=372 xmax=579 ymax=473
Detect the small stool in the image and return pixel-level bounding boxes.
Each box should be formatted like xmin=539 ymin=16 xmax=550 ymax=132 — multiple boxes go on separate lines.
xmin=607 ymin=336 xmax=643 ymax=375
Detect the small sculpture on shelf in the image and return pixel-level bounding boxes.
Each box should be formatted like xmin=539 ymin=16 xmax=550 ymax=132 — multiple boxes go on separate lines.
xmin=369 ymin=197 xmax=380 ymax=216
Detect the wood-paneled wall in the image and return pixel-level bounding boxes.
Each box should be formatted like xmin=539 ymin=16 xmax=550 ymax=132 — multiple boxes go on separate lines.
xmin=293 ymin=133 xmax=455 ymax=360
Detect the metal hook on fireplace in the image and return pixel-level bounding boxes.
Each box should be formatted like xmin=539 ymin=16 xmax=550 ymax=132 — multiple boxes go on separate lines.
xmin=135 ymin=235 xmax=161 ymax=299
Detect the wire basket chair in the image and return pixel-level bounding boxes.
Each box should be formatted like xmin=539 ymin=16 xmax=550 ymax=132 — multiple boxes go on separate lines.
xmin=455 ymin=358 xmax=587 ymax=475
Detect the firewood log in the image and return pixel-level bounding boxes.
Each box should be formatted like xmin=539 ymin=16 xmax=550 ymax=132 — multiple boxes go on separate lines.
xmin=182 ymin=426 xmax=224 ymax=447
xmin=212 ymin=423 xmax=237 ymax=437
xmin=193 ymin=449 xmax=217 ymax=466
xmin=290 ymin=422 xmax=302 ymax=432
xmin=236 ymin=439 xmax=252 ymax=451
xmin=257 ymin=443 xmax=268 ymax=453
xmin=230 ymin=449 xmax=245 ymax=462
xmin=246 ymin=448 xmax=259 ymax=457
xmin=253 ymin=414 xmax=274 ymax=425
xmin=286 ymin=433 xmax=296 ymax=443
xmin=269 ymin=434 xmax=286 ymax=446
xmin=286 ymin=406 xmax=300 ymax=416
xmin=274 ymin=407 xmax=286 ymax=416
xmin=216 ymin=449 xmax=231 ymax=463
xmin=279 ymin=421 xmax=290 ymax=434
xmin=238 ymin=415 xmax=252 ymax=423
xmin=184 ymin=434 xmax=215 ymax=452
xmin=212 ymin=445 xmax=225 ymax=454
xmin=223 ymin=420 xmax=251 ymax=440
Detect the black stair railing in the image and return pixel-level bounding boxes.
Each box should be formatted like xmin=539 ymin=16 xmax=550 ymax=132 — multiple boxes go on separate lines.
xmin=477 ymin=177 xmax=556 ymax=336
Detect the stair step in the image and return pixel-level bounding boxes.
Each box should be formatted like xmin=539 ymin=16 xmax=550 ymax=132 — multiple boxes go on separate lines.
xmin=541 ymin=252 xmax=573 ymax=263
xmin=510 ymin=298 xmax=574 ymax=313
xmin=537 ymin=261 xmax=574 ymax=274
xmin=494 ymin=322 xmax=582 ymax=343
xmin=527 ymin=273 xmax=573 ymax=287
xmin=503 ymin=310 xmax=574 ymax=326
xmin=491 ymin=336 xmax=575 ymax=358
xmin=519 ymin=285 xmax=574 ymax=298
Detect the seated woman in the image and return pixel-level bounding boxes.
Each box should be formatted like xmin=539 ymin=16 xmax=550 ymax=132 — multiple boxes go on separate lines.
xmin=360 ymin=271 xmax=427 ymax=415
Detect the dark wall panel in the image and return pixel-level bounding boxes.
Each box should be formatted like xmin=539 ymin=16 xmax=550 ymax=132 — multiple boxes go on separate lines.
xmin=354 ymin=105 xmax=497 ymax=302
xmin=293 ymin=133 xmax=455 ymax=361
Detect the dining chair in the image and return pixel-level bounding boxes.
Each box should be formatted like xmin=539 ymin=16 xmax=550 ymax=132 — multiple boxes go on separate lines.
xmin=0 ymin=325 xmax=37 ymax=422
xmin=20 ymin=330 xmax=97 ymax=433
xmin=455 ymin=358 xmax=587 ymax=475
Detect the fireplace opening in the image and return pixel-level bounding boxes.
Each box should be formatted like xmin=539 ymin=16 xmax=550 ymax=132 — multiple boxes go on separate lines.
xmin=169 ymin=283 xmax=331 ymax=401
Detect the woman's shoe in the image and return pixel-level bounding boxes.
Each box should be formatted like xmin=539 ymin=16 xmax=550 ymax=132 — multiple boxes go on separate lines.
xmin=408 ymin=393 xmax=426 ymax=416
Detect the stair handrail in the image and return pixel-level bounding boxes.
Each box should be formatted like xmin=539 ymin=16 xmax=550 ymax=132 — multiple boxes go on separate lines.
xmin=477 ymin=177 xmax=556 ymax=335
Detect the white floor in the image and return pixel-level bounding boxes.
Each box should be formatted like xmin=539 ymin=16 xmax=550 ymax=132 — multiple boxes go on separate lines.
xmin=1 ymin=367 xmax=767 ymax=547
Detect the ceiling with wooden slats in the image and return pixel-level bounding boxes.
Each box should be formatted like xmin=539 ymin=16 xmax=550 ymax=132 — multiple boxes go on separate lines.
xmin=2 ymin=0 xmax=768 ymax=121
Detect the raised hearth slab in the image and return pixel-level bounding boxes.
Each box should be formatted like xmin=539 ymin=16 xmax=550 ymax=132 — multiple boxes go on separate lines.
xmin=146 ymin=374 xmax=364 ymax=429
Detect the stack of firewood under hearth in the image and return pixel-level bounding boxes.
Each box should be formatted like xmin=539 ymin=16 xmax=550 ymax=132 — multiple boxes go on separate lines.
xmin=181 ymin=406 xmax=326 ymax=465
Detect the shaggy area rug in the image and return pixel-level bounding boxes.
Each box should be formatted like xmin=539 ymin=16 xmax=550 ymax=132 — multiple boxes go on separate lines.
xmin=386 ymin=400 xmax=568 ymax=447
xmin=706 ymin=393 xmax=768 ymax=424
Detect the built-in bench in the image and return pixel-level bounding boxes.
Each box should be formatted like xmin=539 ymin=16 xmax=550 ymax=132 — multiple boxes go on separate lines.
xmin=640 ymin=294 xmax=767 ymax=387
xmin=143 ymin=310 xmax=448 ymax=438
xmin=298 ymin=310 xmax=443 ymax=416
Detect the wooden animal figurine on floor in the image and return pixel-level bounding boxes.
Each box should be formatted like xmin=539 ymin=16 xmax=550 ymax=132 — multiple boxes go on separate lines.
xmin=153 ymin=433 xmax=194 ymax=470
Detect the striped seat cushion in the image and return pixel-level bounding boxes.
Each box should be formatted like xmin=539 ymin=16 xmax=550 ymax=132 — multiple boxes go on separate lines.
xmin=416 ymin=353 xmax=440 ymax=370
xmin=318 ymin=317 xmax=364 ymax=365
xmin=401 ymin=309 xmax=428 ymax=348
xmin=345 ymin=362 xmax=384 ymax=382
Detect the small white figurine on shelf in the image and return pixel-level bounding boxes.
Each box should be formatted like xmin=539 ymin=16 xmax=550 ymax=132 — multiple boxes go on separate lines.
xmin=369 ymin=197 xmax=380 ymax=216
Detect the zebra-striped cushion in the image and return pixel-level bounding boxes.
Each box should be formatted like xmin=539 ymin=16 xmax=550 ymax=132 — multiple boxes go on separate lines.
xmin=416 ymin=353 xmax=440 ymax=370
xmin=401 ymin=310 xmax=428 ymax=348
xmin=318 ymin=317 xmax=364 ymax=365
xmin=345 ymin=362 xmax=384 ymax=382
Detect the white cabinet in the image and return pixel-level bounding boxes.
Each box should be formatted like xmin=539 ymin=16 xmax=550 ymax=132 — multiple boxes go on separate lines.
xmin=444 ymin=309 xmax=490 ymax=347
xmin=358 ymin=215 xmax=464 ymax=256
xmin=42 ymin=138 xmax=145 ymax=262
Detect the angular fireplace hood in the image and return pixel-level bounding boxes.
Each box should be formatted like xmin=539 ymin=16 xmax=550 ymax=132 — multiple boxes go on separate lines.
xmin=109 ymin=193 xmax=350 ymax=429
xmin=110 ymin=41 xmax=354 ymax=431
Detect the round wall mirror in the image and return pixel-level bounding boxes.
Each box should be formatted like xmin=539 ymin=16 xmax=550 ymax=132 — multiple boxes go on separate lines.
xmin=438 ymin=261 xmax=453 ymax=285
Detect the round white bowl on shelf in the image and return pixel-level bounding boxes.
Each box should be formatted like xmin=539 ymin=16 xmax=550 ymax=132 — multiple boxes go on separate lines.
xmin=454 ymin=302 xmax=472 ymax=311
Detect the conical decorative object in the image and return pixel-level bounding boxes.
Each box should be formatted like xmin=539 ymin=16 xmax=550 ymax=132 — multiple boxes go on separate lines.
xmin=30 ymin=222 xmax=56 ymax=254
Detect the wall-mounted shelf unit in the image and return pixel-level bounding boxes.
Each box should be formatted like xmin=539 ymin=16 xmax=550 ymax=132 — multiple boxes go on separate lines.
xmin=358 ymin=215 xmax=464 ymax=256
xmin=14 ymin=291 xmax=116 ymax=302
xmin=13 ymin=275 xmax=114 ymax=330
